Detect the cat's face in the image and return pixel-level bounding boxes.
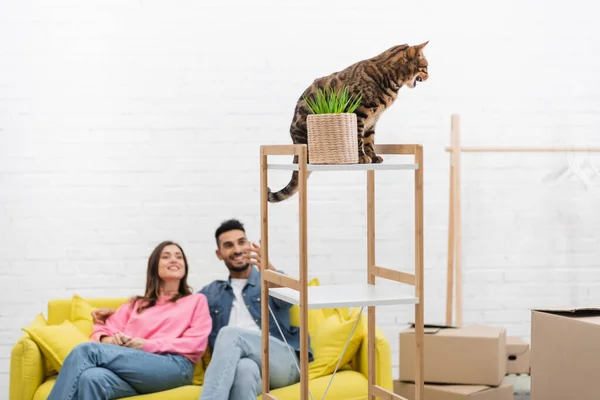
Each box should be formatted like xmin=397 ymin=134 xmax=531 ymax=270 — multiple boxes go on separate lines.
xmin=403 ymin=41 xmax=429 ymax=89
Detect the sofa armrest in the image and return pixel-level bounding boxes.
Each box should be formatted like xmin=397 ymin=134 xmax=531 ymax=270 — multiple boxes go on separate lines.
xmin=10 ymin=334 xmax=46 ymax=400
xmin=353 ymin=326 xmax=393 ymax=391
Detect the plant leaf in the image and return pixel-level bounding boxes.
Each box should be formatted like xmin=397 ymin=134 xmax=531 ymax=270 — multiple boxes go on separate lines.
xmin=302 ymin=85 xmax=362 ymax=114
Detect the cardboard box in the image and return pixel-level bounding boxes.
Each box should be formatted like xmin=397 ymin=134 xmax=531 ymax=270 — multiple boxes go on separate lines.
xmin=506 ymin=336 xmax=530 ymax=375
xmin=394 ymin=380 xmax=514 ymax=400
xmin=400 ymin=324 xmax=506 ymax=386
xmin=531 ymin=308 xmax=600 ymax=400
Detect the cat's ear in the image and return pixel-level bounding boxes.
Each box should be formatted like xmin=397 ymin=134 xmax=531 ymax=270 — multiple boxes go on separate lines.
xmin=406 ymin=41 xmax=428 ymax=58
xmin=416 ymin=41 xmax=429 ymax=51
xmin=407 ymin=41 xmax=428 ymax=57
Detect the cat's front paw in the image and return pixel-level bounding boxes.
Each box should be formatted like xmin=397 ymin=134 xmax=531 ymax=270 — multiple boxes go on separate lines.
xmin=371 ymin=155 xmax=383 ymax=163
xmin=358 ymin=155 xmax=372 ymax=164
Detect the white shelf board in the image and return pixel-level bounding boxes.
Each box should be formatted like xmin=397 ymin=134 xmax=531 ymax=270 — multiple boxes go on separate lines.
xmin=267 ymin=163 xmax=418 ymax=171
xmin=269 ymin=283 xmax=419 ymax=309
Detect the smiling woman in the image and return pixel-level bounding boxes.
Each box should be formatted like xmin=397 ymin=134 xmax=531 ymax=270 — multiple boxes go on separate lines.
xmin=134 ymin=241 xmax=194 ymax=314
xmin=45 ymin=241 xmax=213 ymax=400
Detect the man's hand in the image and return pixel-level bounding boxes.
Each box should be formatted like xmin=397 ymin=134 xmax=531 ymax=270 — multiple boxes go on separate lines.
xmin=92 ymin=308 xmax=116 ymax=325
xmin=101 ymin=332 xmax=130 ymax=346
xmin=123 ymin=337 xmax=145 ymax=350
xmin=247 ymin=241 xmax=275 ymax=271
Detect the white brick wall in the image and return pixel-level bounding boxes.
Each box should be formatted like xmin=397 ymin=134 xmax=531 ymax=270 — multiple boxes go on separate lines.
xmin=2 ymin=0 xmax=600 ymax=396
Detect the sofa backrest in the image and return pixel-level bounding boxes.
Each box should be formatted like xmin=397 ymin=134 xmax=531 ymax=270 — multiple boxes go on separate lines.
xmin=48 ymin=298 xmax=129 ymax=325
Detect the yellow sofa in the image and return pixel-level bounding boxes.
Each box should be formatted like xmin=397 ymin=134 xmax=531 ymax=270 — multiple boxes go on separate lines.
xmin=10 ymin=295 xmax=393 ymax=400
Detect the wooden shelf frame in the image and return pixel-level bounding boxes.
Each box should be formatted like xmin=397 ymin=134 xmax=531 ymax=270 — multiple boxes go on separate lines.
xmin=259 ymin=143 xmax=425 ymax=400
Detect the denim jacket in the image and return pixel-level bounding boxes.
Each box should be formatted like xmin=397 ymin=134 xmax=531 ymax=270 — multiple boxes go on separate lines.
xmin=198 ymin=267 xmax=314 ymax=362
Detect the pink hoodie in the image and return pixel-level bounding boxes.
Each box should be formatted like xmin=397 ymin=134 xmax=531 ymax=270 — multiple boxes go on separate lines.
xmin=90 ymin=293 xmax=212 ymax=364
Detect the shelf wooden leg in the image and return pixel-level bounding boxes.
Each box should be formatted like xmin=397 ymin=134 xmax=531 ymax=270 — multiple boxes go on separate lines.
xmin=260 ymin=151 xmax=271 ymax=397
xmin=298 ymin=145 xmax=309 ymax=400
xmin=414 ymin=145 xmax=424 ymax=400
xmin=367 ymin=169 xmax=376 ymax=400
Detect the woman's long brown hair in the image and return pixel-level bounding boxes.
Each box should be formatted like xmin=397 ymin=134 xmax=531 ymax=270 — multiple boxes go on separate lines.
xmin=133 ymin=240 xmax=193 ymax=313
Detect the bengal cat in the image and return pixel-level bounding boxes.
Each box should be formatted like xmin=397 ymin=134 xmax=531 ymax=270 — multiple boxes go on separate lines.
xmin=268 ymin=41 xmax=429 ymax=203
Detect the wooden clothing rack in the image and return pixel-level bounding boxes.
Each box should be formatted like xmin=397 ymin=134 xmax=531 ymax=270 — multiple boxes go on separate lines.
xmin=444 ymin=114 xmax=600 ymax=327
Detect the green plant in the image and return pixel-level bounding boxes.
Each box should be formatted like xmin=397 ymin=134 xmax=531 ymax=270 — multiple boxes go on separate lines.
xmin=303 ymin=85 xmax=362 ymax=114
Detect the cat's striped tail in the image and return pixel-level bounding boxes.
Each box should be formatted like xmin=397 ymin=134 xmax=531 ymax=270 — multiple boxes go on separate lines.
xmin=267 ymin=169 xmax=314 ymax=203
xmin=268 ymin=171 xmax=299 ymax=203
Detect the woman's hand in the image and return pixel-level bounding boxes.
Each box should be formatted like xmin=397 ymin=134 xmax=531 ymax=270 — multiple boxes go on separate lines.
xmin=101 ymin=332 xmax=130 ymax=346
xmin=92 ymin=308 xmax=116 ymax=325
xmin=124 ymin=337 xmax=145 ymax=350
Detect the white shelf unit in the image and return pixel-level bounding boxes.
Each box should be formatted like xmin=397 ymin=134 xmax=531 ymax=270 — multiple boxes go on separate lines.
xmin=267 ymin=163 xmax=419 ymax=171
xmin=259 ymin=143 xmax=425 ymax=400
xmin=269 ymin=283 xmax=419 ymax=309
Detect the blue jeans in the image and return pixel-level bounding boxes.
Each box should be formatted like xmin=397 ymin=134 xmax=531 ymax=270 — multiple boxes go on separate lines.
xmin=47 ymin=342 xmax=194 ymax=400
xmin=199 ymin=326 xmax=300 ymax=400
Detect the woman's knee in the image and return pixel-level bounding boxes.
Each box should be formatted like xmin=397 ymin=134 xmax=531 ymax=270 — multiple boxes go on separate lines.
xmin=67 ymin=342 xmax=102 ymax=360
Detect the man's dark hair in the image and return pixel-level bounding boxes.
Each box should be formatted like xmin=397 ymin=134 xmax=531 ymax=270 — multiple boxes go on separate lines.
xmin=215 ymin=218 xmax=245 ymax=246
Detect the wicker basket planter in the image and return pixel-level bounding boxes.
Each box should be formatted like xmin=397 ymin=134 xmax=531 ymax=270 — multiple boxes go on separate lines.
xmin=307 ymin=113 xmax=358 ymax=164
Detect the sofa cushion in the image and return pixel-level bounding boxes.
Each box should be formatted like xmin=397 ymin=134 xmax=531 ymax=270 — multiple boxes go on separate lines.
xmin=118 ymin=385 xmax=203 ymax=400
xmin=260 ymin=369 xmax=369 ymax=400
xmin=70 ymin=294 xmax=96 ymax=337
xmin=307 ymin=307 xmax=365 ymax=380
xmin=22 ymin=320 xmax=90 ymax=373
xmin=33 ymin=376 xmax=203 ymax=400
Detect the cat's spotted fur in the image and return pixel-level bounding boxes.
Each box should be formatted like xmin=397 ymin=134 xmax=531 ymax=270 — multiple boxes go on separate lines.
xmin=268 ymin=42 xmax=429 ymax=203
